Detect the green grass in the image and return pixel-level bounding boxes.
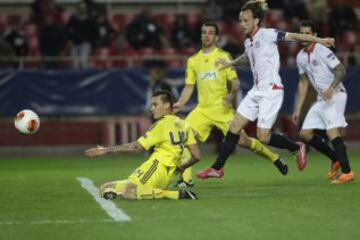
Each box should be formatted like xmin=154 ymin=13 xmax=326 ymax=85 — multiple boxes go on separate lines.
xmin=0 ymin=152 xmax=360 ymax=240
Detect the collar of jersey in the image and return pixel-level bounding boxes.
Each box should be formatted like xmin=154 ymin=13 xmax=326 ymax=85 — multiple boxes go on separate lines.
xmin=249 ymin=26 xmax=260 ymax=40
xmin=304 ymin=43 xmax=316 ymax=54
xmin=201 ymin=47 xmax=217 ymax=56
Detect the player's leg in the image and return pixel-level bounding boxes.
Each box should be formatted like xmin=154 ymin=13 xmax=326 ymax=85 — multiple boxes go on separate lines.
xmin=176 ymin=148 xmax=194 ymax=187
xmin=128 ymin=158 xmax=198 ymax=199
xmin=197 ymin=91 xmax=262 ymax=179
xmin=240 ymin=130 xmax=288 ymax=175
xmin=99 ymin=180 xmax=128 ymax=200
xmin=324 ymin=91 xmax=353 ymax=183
xmin=239 ymin=130 xmax=288 ymax=175
xmin=327 ymin=128 xmax=354 ymax=184
xmin=183 ymin=108 xmax=214 ymax=181
xmin=196 ymin=113 xmax=250 ymax=179
xmin=257 ymin=90 xmax=307 ymax=171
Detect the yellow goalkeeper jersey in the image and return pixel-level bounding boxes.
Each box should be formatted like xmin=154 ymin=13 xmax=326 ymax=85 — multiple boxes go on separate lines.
xmin=137 ymin=115 xmax=196 ymax=167
xmin=185 ymin=47 xmax=238 ymax=108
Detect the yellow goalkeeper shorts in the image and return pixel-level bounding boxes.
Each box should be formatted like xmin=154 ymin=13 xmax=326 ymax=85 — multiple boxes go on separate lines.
xmin=186 ymin=106 xmax=234 ymax=142
xmin=128 ymin=157 xmax=176 ymax=189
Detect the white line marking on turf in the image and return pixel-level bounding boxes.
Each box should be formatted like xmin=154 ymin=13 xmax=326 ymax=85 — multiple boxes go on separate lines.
xmin=0 ymin=219 xmax=113 ymax=225
xmin=77 ymin=177 xmax=131 ymax=222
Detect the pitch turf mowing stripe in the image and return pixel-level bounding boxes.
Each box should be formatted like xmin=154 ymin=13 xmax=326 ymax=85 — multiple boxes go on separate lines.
xmin=0 ymin=219 xmax=113 ymax=225
xmin=76 ymin=177 xmax=131 ymax=222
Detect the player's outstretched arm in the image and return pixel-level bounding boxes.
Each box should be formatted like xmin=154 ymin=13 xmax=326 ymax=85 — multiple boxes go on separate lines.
xmin=177 ymin=144 xmax=201 ymax=172
xmin=173 ymin=84 xmax=194 ymax=113
xmin=85 ymin=142 xmax=145 ymax=157
xmin=286 ymin=33 xmax=335 ymax=48
xmin=292 ymin=74 xmax=309 ymax=125
xmin=216 ymin=53 xmax=248 ymax=69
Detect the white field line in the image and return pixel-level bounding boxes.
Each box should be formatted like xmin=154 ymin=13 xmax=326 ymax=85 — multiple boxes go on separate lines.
xmin=0 ymin=219 xmax=113 ymax=225
xmin=76 ymin=177 xmax=131 ymax=222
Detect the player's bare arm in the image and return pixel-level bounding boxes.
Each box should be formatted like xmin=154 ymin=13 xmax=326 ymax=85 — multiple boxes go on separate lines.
xmin=322 ymin=63 xmax=346 ymax=100
xmin=286 ymin=33 xmax=335 ymax=48
xmin=292 ymin=74 xmax=309 ymax=124
xmin=85 ymin=142 xmax=145 ymax=157
xmin=177 ymin=143 xmax=201 ymax=172
xmin=216 ymin=53 xmax=248 ymax=69
xmin=173 ymin=84 xmax=195 ymax=113
xmin=224 ymin=78 xmax=240 ymax=108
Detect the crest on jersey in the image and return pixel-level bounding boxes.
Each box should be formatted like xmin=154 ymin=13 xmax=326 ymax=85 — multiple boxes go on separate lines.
xmin=255 ymin=41 xmax=260 ymax=48
xmin=312 ymin=59 xmax=318 ymax=66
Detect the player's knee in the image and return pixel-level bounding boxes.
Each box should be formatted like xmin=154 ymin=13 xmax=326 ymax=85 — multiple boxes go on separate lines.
xmin=238 ymin=132 xmax=251 ymax=147
xmin=300 ymin=130 xmax=313 ymax=142
xmin=256 ymin=132 xmax=270 ymax=144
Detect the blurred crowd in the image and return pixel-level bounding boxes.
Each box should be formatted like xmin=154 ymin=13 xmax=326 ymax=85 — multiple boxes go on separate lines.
xmin=0 ymin=0 xmax=359 ymax=69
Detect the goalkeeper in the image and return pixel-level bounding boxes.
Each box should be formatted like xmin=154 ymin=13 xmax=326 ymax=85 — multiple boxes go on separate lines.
xmin=85 ymin=91 xmax=200 ymax=200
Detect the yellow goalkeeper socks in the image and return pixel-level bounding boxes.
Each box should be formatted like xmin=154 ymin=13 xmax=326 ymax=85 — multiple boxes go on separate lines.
xmin=250 ymin=138 xmax=279 ymax=162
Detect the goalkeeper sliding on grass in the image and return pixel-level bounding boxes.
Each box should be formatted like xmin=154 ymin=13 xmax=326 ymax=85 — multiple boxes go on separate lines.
xmin=85 ymin=90 xmax=200 ymax=200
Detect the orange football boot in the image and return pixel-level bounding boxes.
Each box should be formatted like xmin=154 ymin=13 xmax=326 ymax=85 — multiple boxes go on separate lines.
xmin=327 ymin=161 xmax=340 ymax=180
xmin=332 ymin=171 xmax=355 ymax=184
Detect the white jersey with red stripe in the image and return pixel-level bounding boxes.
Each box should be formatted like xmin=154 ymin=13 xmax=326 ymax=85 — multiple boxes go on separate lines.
xmin=296 ymin=43 xmax=345 ymax=99
xmin=244 ymin=28 xmax=287 ymax=90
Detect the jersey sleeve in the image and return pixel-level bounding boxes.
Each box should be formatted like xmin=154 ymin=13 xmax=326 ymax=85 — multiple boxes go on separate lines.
xmin=185 ymin=126 xmax=197 ymax=146
xmin=296 ymin=53 xmax=305 ymax=75
xmin=318 ymin=46 xmax=340 ymax=69
xmin=137 ymin=122 xmax=163 ymax=150
xmin=185 ymin=58 xmax=196 ymax=85
xmin=263 ymin=28 xmax=287 ymax=43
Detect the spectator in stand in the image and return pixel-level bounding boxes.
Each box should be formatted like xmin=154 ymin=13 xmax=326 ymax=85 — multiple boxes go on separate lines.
xmin=82 ymin=0 xmax=105 ymax=20
xmin=0 ymin=36 xmax=15 ymax=69
xmin=171 ymin=15 xmax=193 ymax=51
xmin=94 ymin=11 xmax=115 ymax=48
xmin=30 ymin=0 xmax=64 ymax=26
xmin=125 ymin=7 xmax=166 ymax=50
xmin=39 ymin=15 xmax=66 ymax=69
xmin=283 ymin=0 xmax=308 ymax=21
xmin=3 ymin=24 xmax=28 ymax=58
xmin=66 ymin=1 xmax=98 ymax=68
xmin=203 ymin=0 xmax=223 ymax=22
xmin=215 ymin=0 xmax=242 ymax=22
xmin=328 ymin=0 xmax=357 ymax=38
xmin=304 ymin=0 xmax=327 ymax=25
xmin=3 ymin=23 xmax=28 ymax=67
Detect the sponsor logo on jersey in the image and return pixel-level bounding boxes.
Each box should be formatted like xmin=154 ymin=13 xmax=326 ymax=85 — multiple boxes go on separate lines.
xmin=199 ymin=71 xmax=217 ymax=81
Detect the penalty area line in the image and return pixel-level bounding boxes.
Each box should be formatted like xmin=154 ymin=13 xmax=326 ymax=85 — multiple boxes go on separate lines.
xmin=0 ymin=219 xmax=113 ymax=225
xmin=76 ymin=177 xmax=131 ymax=222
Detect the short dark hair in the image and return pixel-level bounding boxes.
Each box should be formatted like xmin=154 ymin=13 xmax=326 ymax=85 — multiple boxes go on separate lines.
xmin=202 ymin=22 xmax=219 ymax=35
xmin=241 ymin=0 xmax=268 ymax=25
xmin=152 ymin=90 xmax=174 ymax=108
xmin=299 ymin=20 xmax=317 ymax=34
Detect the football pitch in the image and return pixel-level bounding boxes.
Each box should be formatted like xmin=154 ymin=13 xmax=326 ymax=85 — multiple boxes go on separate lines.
xmin=0 ymin=152 xmax=359 ymax=240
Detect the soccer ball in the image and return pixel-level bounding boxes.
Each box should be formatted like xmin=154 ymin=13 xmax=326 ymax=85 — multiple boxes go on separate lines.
xmin=14 ymin=109 xmax=40 ymax=135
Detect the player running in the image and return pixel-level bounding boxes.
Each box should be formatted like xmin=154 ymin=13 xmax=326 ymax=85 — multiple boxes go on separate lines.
xmin=175 ymin=21 xmax=288 ymax=184
xmin=197 ymin=0 xmax=335 ymax=179
xmin=292 ymin=20 xmax=355 ymax=184
xmin=85 ymin=91 xmax=200 ymax=200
